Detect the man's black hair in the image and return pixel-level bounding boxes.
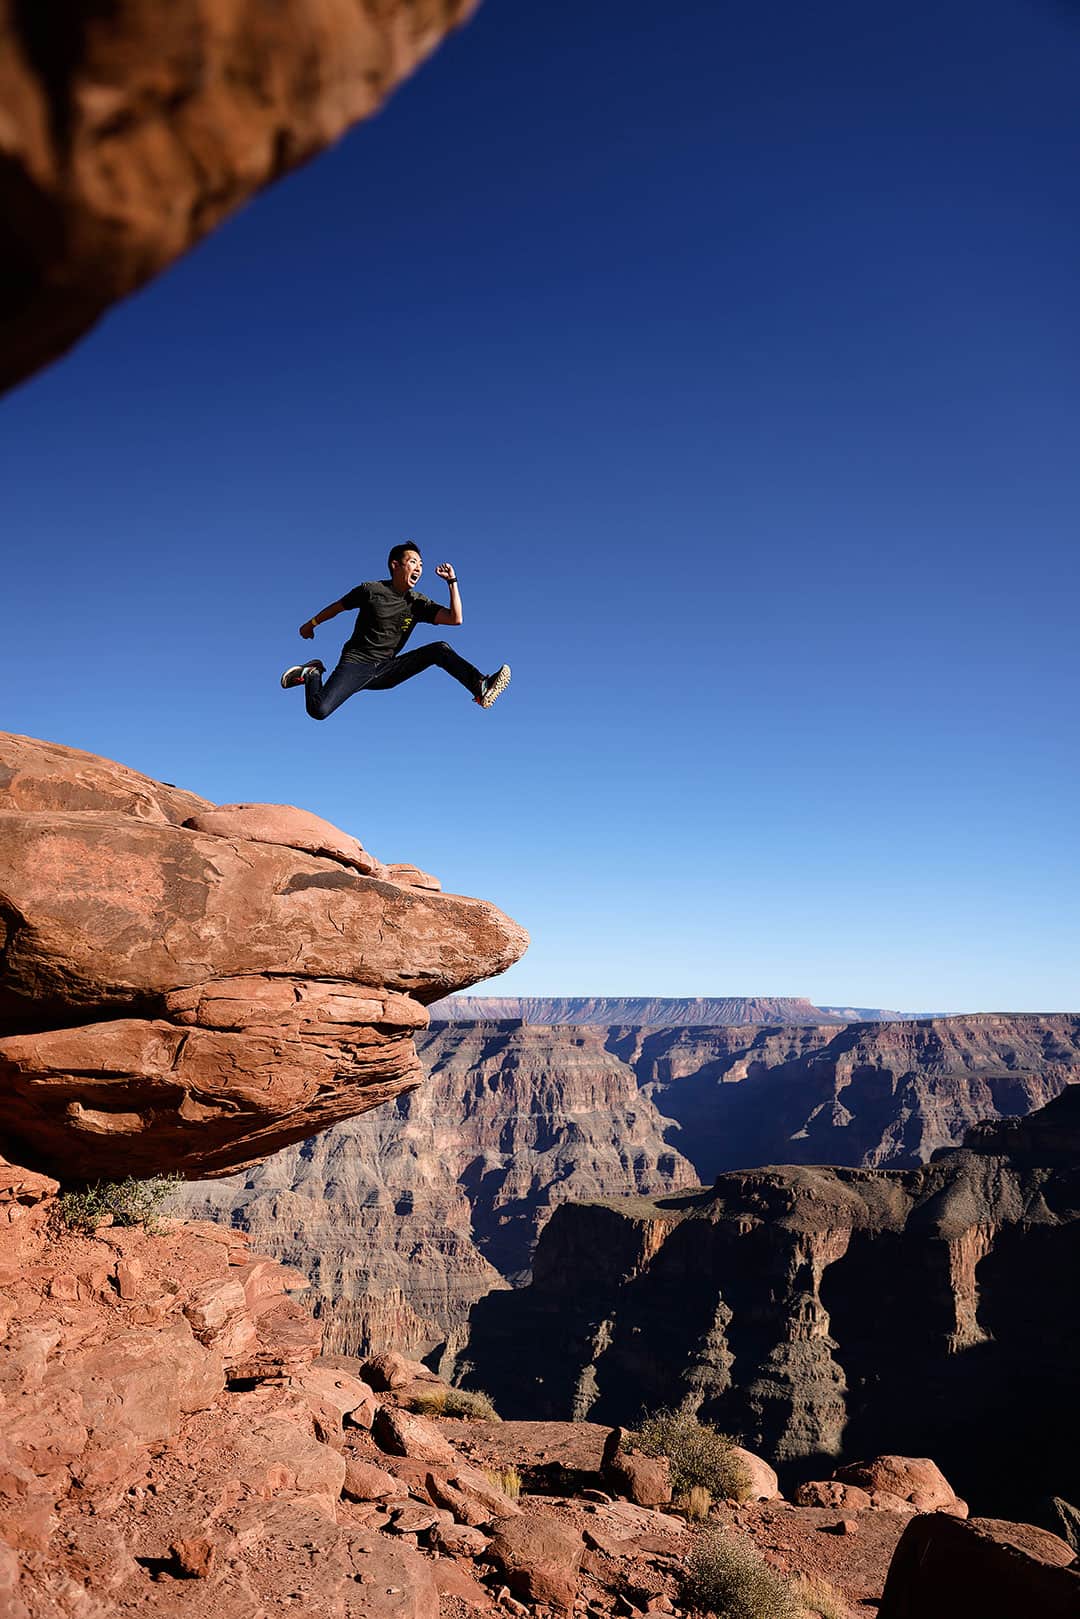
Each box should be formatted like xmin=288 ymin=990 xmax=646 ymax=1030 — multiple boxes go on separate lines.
xmin=387 ymin=541 xmax=422 ymax=569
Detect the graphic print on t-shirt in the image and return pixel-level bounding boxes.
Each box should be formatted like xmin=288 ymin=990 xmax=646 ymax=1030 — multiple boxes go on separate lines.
xmin=339 ymin=580 xmax=441 ymax=662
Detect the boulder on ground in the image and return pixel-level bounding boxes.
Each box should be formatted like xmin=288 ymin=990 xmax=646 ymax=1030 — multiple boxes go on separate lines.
xmin=832 ymin=1456 xmax=966 ymax=1515
xmin=878 ymin=1512 xmax=1080 ymax=1619
xmin=729 ymin=1446 xmax=780 ymax=1502
xmin=342 ymin=1459 xmax=402 ymax=1503
xmin=486 ymin=1512 xmax=584 ymax=1612
xmin=794 ymin=1480 xmax=873 ymax=1510
xmin=601 ymin=1428 xmax=672 ymax=1508
xmin=363 ymin=1352 xmax=439 ymax=1393
xmin=373 ymin=1407 xmax=459 ymax=1466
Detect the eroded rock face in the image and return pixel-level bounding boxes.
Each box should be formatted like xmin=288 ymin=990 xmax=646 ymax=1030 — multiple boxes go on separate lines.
xmin=0 ymin=0 xmax=478 ymax=395
xmin=175 ymin=1020 xmax=697 ymax=1365
xmin=464 ymin=1086 xmax=1080 ymax=1519
xmin=0 ymin=733 xmax=526 ymax=1181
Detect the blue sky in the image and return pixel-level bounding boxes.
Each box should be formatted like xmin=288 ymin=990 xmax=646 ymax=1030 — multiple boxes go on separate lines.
xmin=4 ymin=0 xmax=1078 ymax=1011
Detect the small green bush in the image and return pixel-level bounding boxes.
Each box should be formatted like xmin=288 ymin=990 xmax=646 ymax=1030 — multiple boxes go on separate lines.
xmin=57 ymin=1174 xmax=183 ymax=1236
xmin=634 ymin=1409 xmax=751 ymax=1501
xmin=679 ymin=1529 xmax=797 ymax=1619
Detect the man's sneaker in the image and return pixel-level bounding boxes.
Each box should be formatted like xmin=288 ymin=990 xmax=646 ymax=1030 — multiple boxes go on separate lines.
xmin=475 ymin=664 xmax=511 ymax=709
xmin=280 ymin=660 xmax=324 ymax=690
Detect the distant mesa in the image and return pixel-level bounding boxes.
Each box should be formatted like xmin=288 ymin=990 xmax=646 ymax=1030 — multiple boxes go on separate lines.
xmin=0 ymin=731 xmax=526 ymax=1183
xmin=431 ymin=995 xmax=940 ymax=1026
xmin=0 ymin=0 xmax=478 ymax=394
xmin=430 ymin=995 xmax=850 ymax=1026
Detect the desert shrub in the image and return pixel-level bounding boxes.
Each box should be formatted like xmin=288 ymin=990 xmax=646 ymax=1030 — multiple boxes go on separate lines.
xmin=676 ymin=1485 xmax=713 ymax=1521
xmin=484 ymin=1466 xmax=522 ymax=1499
xmin=679 ymin=1529 xmax=797 ymax=1619
xmin=634 ymin=1409 xmax=751 ymax=1501
xmin=410 ymin=1386 xmax=499 ymax=1420
xmin=790 ymin=1572 xmax=851 ymax=1619
xmin=56 ymin=1174 xmax=183 ymax=1236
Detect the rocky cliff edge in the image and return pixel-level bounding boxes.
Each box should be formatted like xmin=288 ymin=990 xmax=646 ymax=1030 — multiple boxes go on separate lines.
xmin=0 ymin=732 xmax=527 ymax=1182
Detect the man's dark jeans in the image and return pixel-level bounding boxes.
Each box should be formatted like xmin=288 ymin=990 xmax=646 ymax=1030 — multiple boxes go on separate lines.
xmin=305 ymin=641 xmax=483 ymax=721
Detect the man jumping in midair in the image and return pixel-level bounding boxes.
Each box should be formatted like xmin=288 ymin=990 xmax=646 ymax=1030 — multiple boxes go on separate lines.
xmin=280 ymin=542 xmax=511 ymax=720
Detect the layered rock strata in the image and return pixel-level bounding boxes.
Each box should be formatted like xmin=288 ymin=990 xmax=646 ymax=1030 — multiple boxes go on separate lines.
xmin=463 ymin=1087 xmax=1080 ymax=1519
xmin=430 ymin=996 xmax=847 ymax=1025
xmin=179 ymin=1020 xmax=698 ymax=1365
xmin=0 ymin=733 xmax=526 ymax=1182
xmin=625 ymin=1013 xmax=1080 ymax=1172
xmin=179 ymin=1012 xmax=1079 ymax=1365
xmin=0 ymin=0 xmax=478 ymax=394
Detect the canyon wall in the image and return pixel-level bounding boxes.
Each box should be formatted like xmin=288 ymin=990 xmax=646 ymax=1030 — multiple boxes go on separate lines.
xmin=626 ymin=1012 xmax=1080 ymax=1174
xmin=179 ymin=1020 xmax=698 ymax=1367
xmin=179 ymin=1012 xmax=1080 ymax=1369
xmin=462 ymin=1086 xmax=1080 ymax=1520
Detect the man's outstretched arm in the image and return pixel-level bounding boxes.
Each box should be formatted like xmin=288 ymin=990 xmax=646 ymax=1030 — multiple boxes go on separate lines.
xmin=433 ymin=562 xmax=463 ymax=626
xmin=300 ymin=600 xmax=348 ymax=639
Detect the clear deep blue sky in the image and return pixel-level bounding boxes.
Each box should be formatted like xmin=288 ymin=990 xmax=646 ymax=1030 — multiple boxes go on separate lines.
xmin=4 ymin=0 xmax=1078 ymax=1010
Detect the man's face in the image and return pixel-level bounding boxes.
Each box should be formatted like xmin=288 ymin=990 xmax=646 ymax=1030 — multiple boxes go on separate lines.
xmin=389 ymin=550 xmax=423 ymax=592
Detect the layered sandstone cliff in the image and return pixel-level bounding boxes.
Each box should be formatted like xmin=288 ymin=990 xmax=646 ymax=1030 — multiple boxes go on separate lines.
xmin=0 ymin=0 xmax=477 ymax=394
xmin=179 ymin=1021 xmax=697 ymax=1366
xmin=178 ymin=1013 xmax=1079 ymax=1367
xmin=463 ymin=1086 xmax=1080 ymax=1519
xmin=627 ymin=1013 xmax=1080 ymax=1173
xmin=0 ymin=733 xmax=526 ymax=1182
xmin=430 ymin=996 xmax=847 ymax=1025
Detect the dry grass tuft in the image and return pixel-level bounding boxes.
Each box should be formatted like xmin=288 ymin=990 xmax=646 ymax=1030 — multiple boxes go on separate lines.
xmin=484 ymin=1466 xmax=522 ymax=1498
xmin=676 ymin=1485 xmax=713 ymax=1521
xmin=411 ymin=1386 xmax=500 ymax=1421
xmin=790 ymin=1572 xmax=852 ymax=1619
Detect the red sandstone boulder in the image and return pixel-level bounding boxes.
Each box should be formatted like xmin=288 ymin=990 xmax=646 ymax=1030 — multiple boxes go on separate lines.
xmin=343 ymin=1459 xmax=403 ymax=1503
xmin=373 ymin=1406 xmax=459 ymax=1466
xmin=387 ymin=864 xmax=443 ymax=891
xmin=486 ymin=1511 xmax=584 ymax=1612
xmin=0 ymin=733 xmax=210 ymax=823
xmin=833 ymin=1456 xmax=967 ymax=1516
xmin=879 ymin=1512 xmax=1080 ymax=1618
xmin=794 ymin=1479 xmax=874 ymax=1511
xmin=0 ymin=734 xmax=527 ymax=1182
xmin=290 ymin=1365 xmax=377 ymax=1445
xmin=601 ymin=1428 xmax=672 ymax=1508
xmin=363 ymin=1351 xmax=439 ymax=1392
xmin=730 ymin=1446 xmax=780 ymax=1502
xmin=184 ymin=803 xmax=380 ymax=875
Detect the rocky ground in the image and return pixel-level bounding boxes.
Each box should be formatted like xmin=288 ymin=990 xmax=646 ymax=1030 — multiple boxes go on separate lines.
xmin=3 ymin=1159 xmax=1079 ymax=1617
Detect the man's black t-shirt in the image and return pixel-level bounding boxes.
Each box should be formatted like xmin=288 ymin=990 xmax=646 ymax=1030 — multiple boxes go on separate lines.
xmin=340 ymin=581 xmax=441 ymax=662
